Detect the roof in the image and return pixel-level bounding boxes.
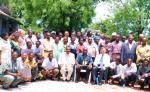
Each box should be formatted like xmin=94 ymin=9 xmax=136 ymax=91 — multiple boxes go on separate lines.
xmin=0 ymin=10 xmax=22 ymax=24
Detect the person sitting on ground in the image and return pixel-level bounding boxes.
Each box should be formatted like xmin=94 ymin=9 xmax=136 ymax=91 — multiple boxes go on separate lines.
xmin=76 ymin=47 xmax=93 ymax=83
xmin=58 ymin=46 xmax=75 ymax=81
xmin=41 ymin=51 xmax=59 ymax=80
xmin=25 ymin=53 xmax=38 ymax=81
xmin=137 ymin=59 xmax=150 ymax=89
xmin=109 ymin=58 xmax=124 ymax=86
xmin=123 ymin=58 xmax=137 ymax=87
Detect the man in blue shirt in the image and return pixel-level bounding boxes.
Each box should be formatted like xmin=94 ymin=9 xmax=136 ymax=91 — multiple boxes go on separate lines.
xmin=76 ymin=48 xmax=93 ymax=82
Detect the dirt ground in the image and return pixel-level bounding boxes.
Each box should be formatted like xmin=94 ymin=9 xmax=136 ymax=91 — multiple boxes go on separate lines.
xmin=0 ymin=80 xmax=149 ymax=92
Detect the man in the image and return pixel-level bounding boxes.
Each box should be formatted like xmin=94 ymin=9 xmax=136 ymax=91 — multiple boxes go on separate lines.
xmin=109 ymin=58 xmax=124 ymax=86
xmin=42 ymin=51 xmax=59 ymax=80
xmin=43 ymin=32 xmax=53 ymax=58
xmin=59 ymin=46 xmax=75 ymax=81
xmin=136 ymin=37 xmax=150 ymax=64
xmin=121 ymin=34 xmax=137 ymax=65
xmin=93 ymin=47 xmax=110 ymax=84
xmin=137 ymin=59 xmax=150 ymax=89
xmin=111 ymin=34 xmax=122 ymax=62
xmin=123 ymin=58 xmax=137 ymax=87
xmin=33 ymin=41 xmax=44 ymax=57
xmin=0 ymin=33 xmax=11 ymax=65
xmin=25 ymin=29 xmax=37 ymax=45
xmin=5 ymin=51 xmax=24 ymax=87
xmin=76 ymin=37 xmax=84 ymax=54
xmin=137 ymin=34 xmax=145 ymax=45
xmin=84 ymin=37 xmax=98 ymax=61
xmin=62 ymin=36 xmax=69 ymax=52
xmin=76 ymin=48 xmax=93 ymax=82
xmin=69 ymin=36 xmax=78 ymax=58
xmin=52 ymin=36 xmax=64 ymax=61
xmin=22 ymin=41 xmax=34 ymax=55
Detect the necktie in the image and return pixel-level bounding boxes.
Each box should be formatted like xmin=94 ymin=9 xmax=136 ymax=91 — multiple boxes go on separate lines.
xmin=99 ymin=54 xmax=104 ymax=68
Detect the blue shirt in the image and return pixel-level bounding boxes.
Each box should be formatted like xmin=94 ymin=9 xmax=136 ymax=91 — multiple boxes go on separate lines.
xmin=76 ymin=53 xmax=93 ymax=65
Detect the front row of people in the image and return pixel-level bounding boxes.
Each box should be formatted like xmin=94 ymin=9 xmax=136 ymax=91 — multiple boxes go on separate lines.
xmin=0 ymin=46 xmax=150 ymax=90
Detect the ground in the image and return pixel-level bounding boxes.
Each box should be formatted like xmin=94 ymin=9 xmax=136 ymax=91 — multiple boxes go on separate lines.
xmin=0 ymin=80 xmax=149 ymax=92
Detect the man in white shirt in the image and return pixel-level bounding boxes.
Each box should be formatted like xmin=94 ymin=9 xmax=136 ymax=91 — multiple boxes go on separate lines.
xmin=42 ymin=51 xmax=59 ymax=80
xmin=25 ymin=29 xmax=37 ymax=45
xmin=92 ymin=47 xmax=110 ymax=84
xmin=59 ymin=46 xmax=75 ymax=81
xmin=123 ymin=58 xmax=137 ymax=87
xmin=109 ymin=58 xmax=124 ymax=86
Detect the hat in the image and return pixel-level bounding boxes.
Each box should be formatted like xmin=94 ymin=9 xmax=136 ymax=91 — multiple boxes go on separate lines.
xmin=112 ymin=32 xmax=117 ymax=36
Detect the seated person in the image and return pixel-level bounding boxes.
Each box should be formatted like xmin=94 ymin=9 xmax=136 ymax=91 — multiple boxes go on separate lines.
xmin=25 ymin=53 xmax=38 ymax=81
xmin=41 ymin=51 xmax=59 ymax=80
xmin=17 ymin=52 xmax=32 ymax=81
xmin=109 ymin=59 xmax=124 ymax=86
xmin=123 ymin=58 xmax=137 ymax=87
xmin=93 ymin=47 xmax=110 ymax=84
xmin=5 ymin=51 xmax=24 ymax=88
xmin=0 ymin=62 xmax=14 ymax=89
xmin=76 ymin=48 xmax=93 ymax=82
xmin=137 ymin=59 xmax=150 ymax=89
xmin=58 ymin=46 xmax=75 ymax=81
xmin=33 ymin=41 xmax=43 ymax=58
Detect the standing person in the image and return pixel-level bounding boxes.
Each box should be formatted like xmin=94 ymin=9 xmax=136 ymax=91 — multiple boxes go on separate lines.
xmin=111 ymin=34 xmax=122 ymax=62
xmin=93 ymin=47 xmax=110 ymax=84
xmin=33 ymin=41 xmax=44 ymax=57
xmin=62 ymin=36 xmax=69 ymax=52
xmin=52 ymin=36 xmax=64 ymax=61
xmin=76 ymin=37 xmax=85 ymax=54
xmin=137 ymin=34 xmax=145 ymax=45
xmin=69 ymin=36 xmax=78 ymax=58
xmin=43 ymin=32 xmax=53 ymax=58
xmin=42 ymin=51 xmax=59 ymax=80
xmin=76 ymin=48 xmax=93 ymax=82
xmin=136 ymin=37 xmax=150 ymax=65
xmin=0 ymin=33 xmax=11 ymax=65
xmin=25 ymin=29 xmax=37 ymax=45
xmin=121 ymin=34 xmax=137 ymax=65
xmin=123 ymin=59 xmax=137 ymax=87
xmin=22 ymin=41 xmax=34 ymax=55
xmin=59 ymin=46 xmax=75 ymax=81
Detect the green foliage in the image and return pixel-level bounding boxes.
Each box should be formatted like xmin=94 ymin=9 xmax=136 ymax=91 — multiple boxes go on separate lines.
xmin=1 ymin=0 xmax=95 ymax=33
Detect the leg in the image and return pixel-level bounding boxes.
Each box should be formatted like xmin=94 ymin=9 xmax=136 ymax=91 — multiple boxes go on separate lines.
xmin=60 ymin=66 xmax=66 ymax=81
xmin=53 ymin=69 xmax=59 ymax=78
xmin=92 ymin=67 xmax=98 ymax=83
xmin=66 ymin=66 xmax=73 ymax=81
xmin=76 ymin=66 xmax=81 ymax=82
xmin=0 ymin=75 xmax=14 ymax=89
xmin=11 ymin=77 xmax=23 ymax=87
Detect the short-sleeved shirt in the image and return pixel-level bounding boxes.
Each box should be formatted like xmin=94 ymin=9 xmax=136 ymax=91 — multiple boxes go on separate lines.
xmin=42 ymin=58 xmax=58 ymax=70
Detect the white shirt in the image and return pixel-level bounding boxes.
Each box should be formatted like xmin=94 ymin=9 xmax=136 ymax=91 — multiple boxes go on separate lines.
xmin=112 ymin=64 xmax=124 ymax=79
xmin=129 ymin=43 xmax=133 ymax=50
xmin=0 ymin=38 xmax=11 ymax=65
xmin=123 ymin=63 xmax=137 ymax=77
xmin=42 ymin=58 xmax=58 ymax=70
xmin=58 ymin=52 xmax=75 ymax=67
xmin=94 ymin=53 xmax=110 ymax=70
xmin=25 ymin=35 xmax=37 ymax=45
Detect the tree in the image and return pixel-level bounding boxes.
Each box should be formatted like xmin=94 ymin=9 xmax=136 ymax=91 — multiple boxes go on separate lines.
xmin=2 ymin=0 xmax=95 ymax=33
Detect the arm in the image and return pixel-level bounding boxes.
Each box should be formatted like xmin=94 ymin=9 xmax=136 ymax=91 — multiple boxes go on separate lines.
xmin=112 ymin=65 xmax=123 ymax=79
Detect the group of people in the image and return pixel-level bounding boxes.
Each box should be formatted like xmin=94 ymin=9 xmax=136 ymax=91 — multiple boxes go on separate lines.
xmin=0 ymin=29 xmax=149 ymax=90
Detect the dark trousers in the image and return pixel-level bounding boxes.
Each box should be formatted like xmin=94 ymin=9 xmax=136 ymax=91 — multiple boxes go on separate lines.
xmin=140 ymin=77 xmax=150 ymax=89
xmin=76 ymin=66 xmax=91 ymax=81
xmin=112 ymin=77 xmax=125 ymax=86
xmin=124 ymin=73 xmax=137 ymax=86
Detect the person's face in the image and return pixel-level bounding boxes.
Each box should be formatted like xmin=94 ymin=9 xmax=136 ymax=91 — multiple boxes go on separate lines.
xmin=4 ymin=34 xmax=9 ymax=40
xmin=127 ymin=59 xmax=132 ymax=67
xmin=128 ymin=35 xmax=133 ymax=43
xmin=95 ymin=39 xmax=99 ymax=44
xmin=77 ymin=32 xmax=81 ymax=37
xmin=21 ymin=53 xmax=27 ymax=61
xmin=55 ymin=37 xmax=60 ymax=43
xmin=36 ymin=42 xmax=40 ymax=47
xmin=83 ymin=49 xmax=88 ymax=54
xmin=48 ymin=53 xmax=53 ymax=59
xmin=63 ymin=37 xmax=68 ymax=44
xmin=100 ymin=47 xmax=106 ymax=54
xmin=66 ymin=47 xmax=70 ymax=54
xmin=112 ymin=35 xmax=116 ymax=41
xmin=46 ymin=33 xmax=51 ymax=39
xmin=59 ymin=33 xmax=63 ymax=39
xmin=88 ymin=37 xmax=92 ymax=44
xmin=116 ymin=35 xmax=120 ymax=42
xmin=27 ymin=42 xmax=32 ymax=48
xmin=143 ymin=60 xmax=149 ymax=66
xmin=28 ymin=31 xmax=32 ymax=37
xmin=12 ymin=52 xmax=18 ymax=61
xmin=142 ymin=38 xmax=147 ymax=46
xmin=79 ymin=38 xmax=83 ymax=45
xmin=36 ymin=33 xmax=41 ymax=39
xmin=28 ymin=54 xmax=33 ymax=60
xmin=71 ymin=36 xmax=76 ymax=42
xmin=64 ymin=31 xmax=69 ymax=37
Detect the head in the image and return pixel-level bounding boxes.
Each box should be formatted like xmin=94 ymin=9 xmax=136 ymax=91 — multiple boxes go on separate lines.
xmin=46 ymin=32 xmax=51 ymax=40
xmin=88 ymin=37 xmax=93 ymax=44
xmin=127 ymin=58 xmax=132 ymax=67
xmin=36 ymin=41 xmax=41 ymax=48
xmin=94 ymin=36 xmax=100 ymax=44
xmin=128 ymin=34 xmax=133 ymax=44
xmin=139 ymin=34 xmax=144 ymax=41
xmin=77 ymin=32 xmax=81 ymax=38
xmin=66 ymin=46 xmax=71 ymax=54
xmin=51 ymin=31 xmax=56 ymax=39
xmin=143 ymin=59 xmax=149 ymax=67
xmin=63 ymin=36 xmax=68 ymax=44
xmin=142 ymin=37 xmax=147 ymax=46
xmin=1 ymin=33 xmax=9 ymax=41
xmin=43 ymin=28 xmax=48 ymax=38
xmin=100 ymin=47 xmax=106 ymax=54
xmin=28 ymin=29 xmax=33 ymax=37
xmin=111 ymin=32 xmax=117 ymax=42
xmin=115 ymin=58 xmax=120 ymax=65
xmin=28 ymin=53 xmax=34 ymax=61
xmin=115 ymin=34 xmax=120 ymax=42
xmin=55 ymin=36 xmax=60 ymax=44
xmin=64 ymin=31 xmax=69 ymax=37
xmin=83 ymin=48 xmax=88 ymax=55
xmin=87 ymin=31 xmax=92 ymax=37
xmin=105 ymin=37 xmax=110 ymax=44
xmin=36 ymin=32 xmax=41 ymax=40
xmin=71 ymin=36 xmax=76 ymax=43
xmin=58 ymin=32 xmax=63 ymax=40
xmin=79 ymin=37 xmax=84 ymax=45
xmin=26 ymin=41 xmax=32 ymax=49
xmin=12 ymin=51 xmax=18 ymax=61
xmin=122 ymin=36 xmax=126 ymax=42
xmin=21 ymin=52 xmax=27 ymax=61
xmin=48 ymin=51 xmax=53 ymax=60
